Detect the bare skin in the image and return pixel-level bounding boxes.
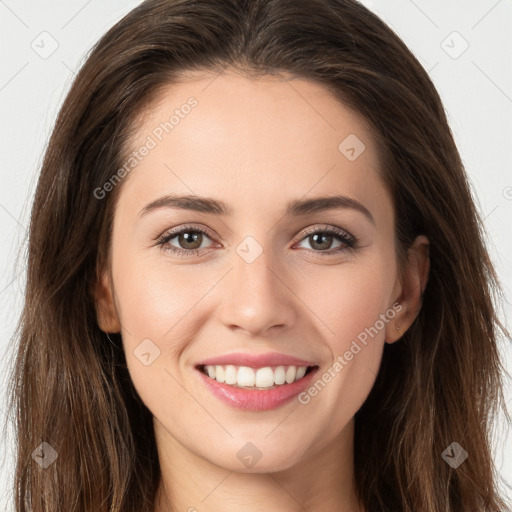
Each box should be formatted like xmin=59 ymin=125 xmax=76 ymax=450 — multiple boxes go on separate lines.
xmin=95 ymin=68 xmax=429 ymax=512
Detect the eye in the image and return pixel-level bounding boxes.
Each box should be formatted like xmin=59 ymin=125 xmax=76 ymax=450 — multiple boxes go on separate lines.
xmin=294 ymin=225 xmax=356 ymax=255
xmin=156 ymin=224 xmax=357 ymax=258
xmin=157 ymin=225 xmax=217 ymax=257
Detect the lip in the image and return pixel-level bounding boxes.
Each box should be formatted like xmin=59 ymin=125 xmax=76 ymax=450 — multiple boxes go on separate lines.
xmin=195 ymin=365 xmax=319 ymax=411
xmin=196 ymin=352 xmax=317 ymax=368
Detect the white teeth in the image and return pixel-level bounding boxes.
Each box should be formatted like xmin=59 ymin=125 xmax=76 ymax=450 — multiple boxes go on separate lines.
xmin=202 ymin=364 xmax=310 ymax=388
xmin=274 ymin=366 xmax=286 ymax=385
xmin=237 ymin=366 xmax=256 ymax=386
xmin=295 ymin=366 xmax=307 ymax=380
xmin=215 ymin=365 xmax=225 ymax=383
xmin=224 ymin=365 xmax=237 ymax=385
xmin=285 ymin=366 xmax=296 ymax=384
xmin=255 ymin=367 xmax=274 ymax=387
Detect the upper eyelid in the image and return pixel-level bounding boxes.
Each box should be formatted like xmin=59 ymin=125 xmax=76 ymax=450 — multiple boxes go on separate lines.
xmin=159 ymin=224 xmax=216 ymax=242
xmin=300 ymin=224 xmax=353 ymax=238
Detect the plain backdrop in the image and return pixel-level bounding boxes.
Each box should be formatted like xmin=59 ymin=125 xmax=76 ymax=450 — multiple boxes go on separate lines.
xmin=1 ymin=0 xmax=511 ymax=509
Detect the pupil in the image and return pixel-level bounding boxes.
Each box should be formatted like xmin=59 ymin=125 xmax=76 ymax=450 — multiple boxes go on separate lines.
xmin=181 ymin=231 xmax=201 ymax=249
xmin=312 ymin=233 xmax=332 ymax=250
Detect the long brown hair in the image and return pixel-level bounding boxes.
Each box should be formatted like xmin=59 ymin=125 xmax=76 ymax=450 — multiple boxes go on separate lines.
xmin=6 ymin=0 xmax=510 ymax=510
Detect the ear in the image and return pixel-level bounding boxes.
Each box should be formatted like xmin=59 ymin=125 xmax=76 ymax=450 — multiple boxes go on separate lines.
xmin=94 ymin=270 xmax=121 ymax=333
xmin=385 ymin=235 xmax=430 ymax=343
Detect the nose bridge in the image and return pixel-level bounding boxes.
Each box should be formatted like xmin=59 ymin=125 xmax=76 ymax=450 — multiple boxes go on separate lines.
xmin=218 ymin=237 xmax=296 ymax=335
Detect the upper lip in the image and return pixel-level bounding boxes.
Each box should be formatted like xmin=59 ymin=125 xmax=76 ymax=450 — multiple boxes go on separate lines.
xmin=196 ymin=352 xmax=318 ymax=368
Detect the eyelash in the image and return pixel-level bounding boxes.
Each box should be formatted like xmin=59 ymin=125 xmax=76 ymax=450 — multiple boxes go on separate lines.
xmin=156 ymin=224 xmax=357 ymax=258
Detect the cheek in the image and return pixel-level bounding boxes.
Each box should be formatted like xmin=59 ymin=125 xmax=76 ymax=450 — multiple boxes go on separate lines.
xmin=112 ymin=256 xmax=214 ymax=412
xmin=111 ymin=243 xmax=216 ymax=342
xmin=300 ymin=257 xmax=395 ymax=350
xmin=292 ymin=258 xmax=395 ymax=419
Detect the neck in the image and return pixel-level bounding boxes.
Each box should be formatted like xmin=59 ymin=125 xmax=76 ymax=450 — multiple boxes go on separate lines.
xmin=153 ymin=418 xmax=363 ymax=512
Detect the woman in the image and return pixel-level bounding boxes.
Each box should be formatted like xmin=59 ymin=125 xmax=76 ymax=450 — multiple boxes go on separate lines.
xmin=7 ymin=0 xmax=510 ymax=510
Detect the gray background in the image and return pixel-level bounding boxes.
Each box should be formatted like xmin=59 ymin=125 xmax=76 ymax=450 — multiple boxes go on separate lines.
xmin=1 ymin=0 xmax=511 ymax=509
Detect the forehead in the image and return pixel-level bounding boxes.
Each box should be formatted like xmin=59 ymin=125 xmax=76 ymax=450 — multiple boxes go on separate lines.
xmin=118 ymin=70 xmax=390 ymax=220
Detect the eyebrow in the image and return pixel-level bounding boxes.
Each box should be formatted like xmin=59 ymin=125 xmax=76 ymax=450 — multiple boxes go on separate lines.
xmin=139 ymin=193 xmax=375 ymax=224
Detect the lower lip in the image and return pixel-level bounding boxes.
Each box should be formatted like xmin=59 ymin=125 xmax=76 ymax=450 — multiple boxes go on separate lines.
xmin=195 ymin=367 xmax=319 ymax=411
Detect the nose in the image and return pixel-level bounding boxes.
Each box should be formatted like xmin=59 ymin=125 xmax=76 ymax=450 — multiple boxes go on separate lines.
xmin=217 ymin=247 xmax=297 ymax=338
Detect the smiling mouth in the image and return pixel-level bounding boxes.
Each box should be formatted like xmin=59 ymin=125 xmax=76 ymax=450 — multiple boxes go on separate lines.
xmin=196 ymin=364 xmax=318 ymax=390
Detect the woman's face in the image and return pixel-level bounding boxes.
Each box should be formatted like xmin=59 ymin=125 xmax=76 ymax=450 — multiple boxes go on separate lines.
xmin=96 ymin=70 xmax=424 ymax=473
